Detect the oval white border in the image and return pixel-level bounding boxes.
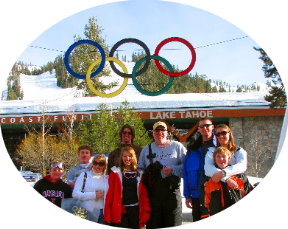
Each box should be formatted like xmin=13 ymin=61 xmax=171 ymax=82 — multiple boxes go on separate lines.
xmin=1 ymin=0 xmax=287 ymax=228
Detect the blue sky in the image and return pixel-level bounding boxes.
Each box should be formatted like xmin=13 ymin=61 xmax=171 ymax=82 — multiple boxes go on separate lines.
xmin=18 ymin=0 xmax=265 ymax=85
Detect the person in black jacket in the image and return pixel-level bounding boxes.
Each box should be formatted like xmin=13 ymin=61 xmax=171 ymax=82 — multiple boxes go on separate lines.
xmin=34 ymin=162 xmax=72 ymax=207
xmin=107 ymin=124 xmax=142 ymax=174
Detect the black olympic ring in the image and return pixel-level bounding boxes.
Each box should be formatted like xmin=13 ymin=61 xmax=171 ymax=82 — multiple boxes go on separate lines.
xmin=109 ymin=38 xmax=151 ymax=78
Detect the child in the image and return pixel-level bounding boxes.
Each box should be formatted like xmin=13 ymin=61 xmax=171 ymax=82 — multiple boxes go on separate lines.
xmin=34 ymin=162 xmax=72 ymax=207
xmin=67 ymin=145 xmax=93 ymax=189
xmin=204 ymin=146 xmax=250 ymax=216
xmin=104 ymin=146 xmax=150 ymax=229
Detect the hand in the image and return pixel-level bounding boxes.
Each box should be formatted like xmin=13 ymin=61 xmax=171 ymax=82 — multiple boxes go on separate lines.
xmin=226 ymin=178 xmax=239 ymax=189
xmin=162 ymin=166 xmax=173 ymax=176
xmin=211 ymin=171 xmax=223 ymax=183
xmin=95 ymin=190 xmax=104 ymax=199
xmin=185 ymin=199 xmax=193 ymax=209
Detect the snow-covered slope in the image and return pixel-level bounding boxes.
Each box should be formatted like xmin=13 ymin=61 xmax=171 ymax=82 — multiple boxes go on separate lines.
xmin=0 ymin=63 xmax=269 ymax=115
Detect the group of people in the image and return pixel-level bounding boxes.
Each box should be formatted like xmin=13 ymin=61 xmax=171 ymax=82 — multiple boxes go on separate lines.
xmin=183 ymin=119 xmax=252 ymax=221
xmin=33 ymin=119 xmax=253 ymax=228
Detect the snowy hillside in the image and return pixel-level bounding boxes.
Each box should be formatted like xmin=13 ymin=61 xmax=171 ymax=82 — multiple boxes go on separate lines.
xmin=0 ymin=62 xmax=270 ymax=115
xmin=20 ymin=71 xmax=84 ymax=100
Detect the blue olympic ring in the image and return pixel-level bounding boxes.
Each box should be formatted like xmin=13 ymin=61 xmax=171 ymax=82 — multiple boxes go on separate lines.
xmin=64 ymin=39 xmax=106 ymax=79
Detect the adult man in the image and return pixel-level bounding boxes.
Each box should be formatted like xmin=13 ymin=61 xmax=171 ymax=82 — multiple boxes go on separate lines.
xmin=107 ymin=124 xmax=142 ymax=174
xmin=184 ymin=118 xmax=216 ymax=221
xmin=197 ymin=118 xmax=216 ymax=152
xmin=67 ymin=145 xmax=93 ymax=188
xmin=138 ymin=121 xmax=186 ymax=228
xmin=34 ymin=162 xmax=72 ymax=207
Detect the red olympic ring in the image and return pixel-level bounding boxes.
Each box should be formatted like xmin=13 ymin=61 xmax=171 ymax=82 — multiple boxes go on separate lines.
xmin=154 ymin=37 xmax=196 ymax=77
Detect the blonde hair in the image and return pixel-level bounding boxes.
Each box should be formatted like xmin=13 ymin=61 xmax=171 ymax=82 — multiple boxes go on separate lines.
xmin=119 ymin=146 xmax=138 ymax=171
xmin=213 ymin=146 xmax=232 ymax=162
xmin=91 ymin=154 xmax=107 ymax=174
xmin=215 ymin=124 xmax=236 ymax=154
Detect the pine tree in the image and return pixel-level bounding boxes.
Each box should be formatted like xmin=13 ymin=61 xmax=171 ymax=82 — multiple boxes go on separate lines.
xmin=264 ymin=86 xmax=286 ymax=107
xmin=76 ymin=102 xmax=150 ymax=154
xmin=56 ymin=17 xmax=117 ymax=96
xmin=116 ymin=101 xmax=151 ymax=147
xmin=254 ymin=47 xmax=286 ymax=107
xmin=6 ymin=63 xmax=23 ymax=100
xmin=55 ymin=55 xmax=73 ymax=88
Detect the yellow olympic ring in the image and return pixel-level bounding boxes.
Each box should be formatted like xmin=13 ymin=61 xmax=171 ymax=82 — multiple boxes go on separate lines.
xmin=86 ymin=57 xmax=128 ymax=98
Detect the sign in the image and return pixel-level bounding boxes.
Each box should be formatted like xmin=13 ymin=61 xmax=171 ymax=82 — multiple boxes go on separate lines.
xmin=0 ymin=108 xmax=285 ymax=125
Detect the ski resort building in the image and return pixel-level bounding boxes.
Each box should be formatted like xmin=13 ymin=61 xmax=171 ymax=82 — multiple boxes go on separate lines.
xmin=0 ymin=74 xmax=286 ymax=177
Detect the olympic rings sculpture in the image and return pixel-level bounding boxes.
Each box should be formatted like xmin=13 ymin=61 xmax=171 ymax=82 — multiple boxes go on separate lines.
xmin=64 ymin=37 xmax=196 ymax=97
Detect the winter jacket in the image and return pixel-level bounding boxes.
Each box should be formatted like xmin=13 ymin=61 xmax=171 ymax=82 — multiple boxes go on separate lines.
xmin=34 ymin=175 xmax=72 ymax=207
xmin=104 ymin=166 xmax=151 ymax=228
xmin=72 ymin=170 xmax=108 ymax=218
xmin=204 ymin=175 xmax=246 ymax=215
xmin=183 ymin=147 xmax=205 ymax=199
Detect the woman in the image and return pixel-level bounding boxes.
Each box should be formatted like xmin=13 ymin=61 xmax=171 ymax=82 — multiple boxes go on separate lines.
xmin=104 ymin=146 xmax=150 ymax=229
xmin=204 ymin=124 xmax=247 ymax=189
xmin=72 ymin=154 xmax=108 ymax=223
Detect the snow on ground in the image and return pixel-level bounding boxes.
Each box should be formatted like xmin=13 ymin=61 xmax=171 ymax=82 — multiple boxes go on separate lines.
xmin=20 ymin=71 xmax=83 ymax=101
xmin=0 ymin=63 xmax=269 ymax=115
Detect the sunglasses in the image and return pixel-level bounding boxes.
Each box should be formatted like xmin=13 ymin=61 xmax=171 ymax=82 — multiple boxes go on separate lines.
xmin=215 ymin=131 xmax=230 ymax=137
xmin=122 ymin=131 xmax=132 ymax=135
xmin=93 ymin=161 xmax=106 ymax=166
xmin=51 ymin=162 xmax=63 ymax=169
xmin=199 ymin=124 xmax=212 ymax=128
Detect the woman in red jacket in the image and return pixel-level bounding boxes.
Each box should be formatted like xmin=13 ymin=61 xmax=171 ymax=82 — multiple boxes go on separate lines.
xmin=104 ymin=146 xmax=150 ymax=228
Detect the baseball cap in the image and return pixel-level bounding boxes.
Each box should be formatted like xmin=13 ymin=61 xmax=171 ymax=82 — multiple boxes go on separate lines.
xmin=153 ymin=121 xmax=167 ymax=130
xmin=50 ymin=162 xmax=63 ymax=169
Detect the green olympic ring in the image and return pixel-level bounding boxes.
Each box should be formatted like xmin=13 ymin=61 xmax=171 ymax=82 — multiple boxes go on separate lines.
xmin=132 ymin=55 xmax=174 ymax=96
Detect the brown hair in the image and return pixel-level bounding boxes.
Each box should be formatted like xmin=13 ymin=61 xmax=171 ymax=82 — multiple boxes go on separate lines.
xmin=214 ymin=124 xmax=236 ymax=154
xmin=119 ymin=124 xmax=135 ymax=143
xmin=213 ymin=146 xmax=232 ymax=162
xmin=198 ymin=118 xmax=213 ymax=125
xmin=77 ymin=145 xmax=93 ymax=155
xmin=119 ymin=146 xmax=138 ymax=171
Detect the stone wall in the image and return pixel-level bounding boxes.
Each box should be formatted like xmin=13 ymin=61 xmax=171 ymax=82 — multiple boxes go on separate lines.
xmin=229 ymin=116 xmax=284 ymax=178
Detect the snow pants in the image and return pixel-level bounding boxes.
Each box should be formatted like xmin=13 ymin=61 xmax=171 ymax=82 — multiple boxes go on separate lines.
xmin=146 ymin=179 xmax=182 ymax=229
